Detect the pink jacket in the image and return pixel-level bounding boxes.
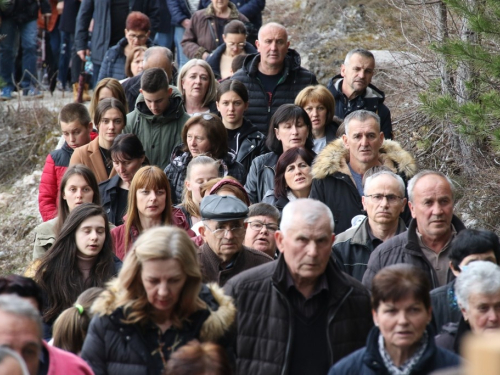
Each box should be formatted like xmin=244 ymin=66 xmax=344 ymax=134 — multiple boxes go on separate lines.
xmin=44 ymin=341 xmax=94 ymax=375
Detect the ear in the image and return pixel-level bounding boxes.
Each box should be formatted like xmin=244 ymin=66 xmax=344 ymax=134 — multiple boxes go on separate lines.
xmin=340 ymin=64 xmax=347 ymax=78
xmin=275 ymin=231 xmax=285 ymax=253
xmin=450 ymin=261 xmax=461 ymax=277
xmin=139 ymin=88 xmax=143 ymax=95
xmin=216 ymin=101 xmax=221 ymax=112
xmin=342 ymin=133 xmax=349 ymax=149
xmin=199 ymin=225 xmax=206 ymax=239
xmin=372 ymin=309 xmax=379 ymax=326
xmin=461 ymin=306 xmax=469 ymax=322
xmin=408 ymin=201 xmax=416 ymax=219
xmin=400 ymin=197 xmax=407 ymax=213
xmin=86 ymin=121 xmax=93 ymax=131
xmin=222 ymin=34 xmax=227 ymax=43
xmin=168 ymin=87 xmax=173 ymax=95
xmin=379 ymin=131 xmax=385 ymax=144
xmin=185 ymin=178 xmax=192 ymax=191
xmin=274 ymin=127 xmax=280 ymax=141
xmin=362 ymin=195 xmax=367 ymax=211
xmin=255 ymin=39 xmax=260 ymax=50
xmin=330 ymin=233 xmax=335 ymax=248
xmin=286 ymin=41 xmax=290 ymax=49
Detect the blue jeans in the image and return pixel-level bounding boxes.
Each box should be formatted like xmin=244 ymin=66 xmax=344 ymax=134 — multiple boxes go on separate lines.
xmin=174 ymin=26 xmax=189 ymax=69
xmin=58 ymin=31 xmax=75 ymax=87
xmin=154 ymin=28 xmax=175 ymax=51
xmin=0 ymin=18 xmax=38 ymax=90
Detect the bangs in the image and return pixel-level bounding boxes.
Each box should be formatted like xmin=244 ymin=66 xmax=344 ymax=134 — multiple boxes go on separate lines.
xmin=111 ymin=151 xmax=133 ymax=163
xmin=134 ymin=167 xmax=170 ymax=192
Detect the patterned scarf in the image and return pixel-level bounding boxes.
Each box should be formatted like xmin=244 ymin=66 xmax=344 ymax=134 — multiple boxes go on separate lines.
xmin=378 ymin=331 xmax=428 ymax=375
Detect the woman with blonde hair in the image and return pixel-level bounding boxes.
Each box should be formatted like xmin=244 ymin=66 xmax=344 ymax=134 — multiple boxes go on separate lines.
xmin=89 ymin=78 xmax=129 ymax=120
xmin=111 ymin=166 xmax=191 ymax=260
xmin=52 ymin=287 xmax=104 ymax=354
xmin=81 ymin=226 xmax=236 ymax=375
xmin=177 ymin=59 xmax=218 ymax=115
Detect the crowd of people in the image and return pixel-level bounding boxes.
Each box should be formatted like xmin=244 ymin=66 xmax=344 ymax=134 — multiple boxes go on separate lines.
xmin=0 ymin=1 xmax=498 ymax=374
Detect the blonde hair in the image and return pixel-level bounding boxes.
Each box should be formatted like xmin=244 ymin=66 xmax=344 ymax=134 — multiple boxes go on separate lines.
xmin=90 ymin=78 xmax=129 ymax=120
xmin=52 ymin=287 xmax=104 ymax=354
xmin=177 ymin=59 xmax=218 ymax=107
xmin=294 ymin=85 xmax=336 ymax=123
xmin=98 ymin=227 xmax=205 ymax=328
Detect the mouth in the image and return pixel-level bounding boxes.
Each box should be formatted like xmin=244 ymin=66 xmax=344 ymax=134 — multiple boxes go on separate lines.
xmin=256 ymin=238 xmax=269 ymax=244
xmin=295 ymin=177 xmax=306 ymax=183
xmin=74 ymin=201 xmax=83 ymax=206
xmin=147 ymin=206 xmax=158 ymax=210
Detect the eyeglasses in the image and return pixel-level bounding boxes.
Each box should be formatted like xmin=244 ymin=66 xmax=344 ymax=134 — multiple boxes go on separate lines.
xmin=246 ymin=221 xmax=278 ymax=232
xmin=365 ymin=194 xmax=404 ymax=204
xmin=226 ymin=42 xmax=245 ymax=49
xmin=203 ymin=224 xmax=246 ymax=238
xmin=127 ymin=32 xmax=148 ymax=41
xmin=193 ymin=113 xmax=214 ymax=121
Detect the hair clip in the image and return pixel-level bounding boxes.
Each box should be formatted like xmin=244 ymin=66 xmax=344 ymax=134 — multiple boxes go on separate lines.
xmin=74 ymin=303 xmax=84 ymax=315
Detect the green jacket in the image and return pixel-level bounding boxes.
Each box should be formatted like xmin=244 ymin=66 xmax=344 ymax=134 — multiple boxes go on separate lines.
xmin=125 ymin=88 xmax=189 ymax=170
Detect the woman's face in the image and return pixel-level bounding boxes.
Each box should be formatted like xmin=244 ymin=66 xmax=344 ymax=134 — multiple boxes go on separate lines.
xmin=222 ymin=33 xmax=246 ymax=58
xmin=211 ymin=0 xmax=229 ymax=14
xmin=99 ymin=108 xmax=125 ymax=146
xmin=136 ymin=186 xmax=167 ymax=219
xmin=75 ymin=215 xmax=106 ymax=258
xmin=125 ymin=28 xmax=150 ymax=48
xmin=63 ymin=174 xmax=94 ymax=211
xmin=98 ymin=87 xmax=115 ymax=101
xmin=182 ymin=66 xmax=210 ymax=101
xmin=130 ymin=50 xmax=145 ymax=76
xmin=462 ymin=290 xmax=500 ymax=334
xmin=112 ymin=154 xmax=145 ymax=184
xmin=141 ymin=258 xmax=187 ymax=317
xmin=284 ymin=156 xmax=312 ymax=194
xmin=186 ymin=124 xmax=211 ymax=157
xmin=304 ymin=100 xmax=327 ymax=134
xmin=185 ymin=164 xmax=219 ymax=205
xmin=216 ymin=91 xmax=248 ymax=127
xmin=373 ymin=295 xmax=431 ymax=353
xmin=274 ymin=117 xmax=309 ymax=152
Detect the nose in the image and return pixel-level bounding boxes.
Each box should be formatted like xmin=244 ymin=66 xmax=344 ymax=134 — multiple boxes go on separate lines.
xmin=69 ymin=133 xmax=76 ymax=143
xmin=379 ymin=196 xmax=390 ymax=207
xmin=487 ymin=308 xmax=499 ymax=323
xmin=397 ymin=311 xmax=409 ymax=325
xmin=158 ymin=281 xmax=169 ymax=297
xmin=75 ymin=188 xmax=83 ymax=198
xmin=223 ymin=228 xmax=234 ymax=239
xmin=311 ymin=108 xmax=318 ymax=117
xmin=149 ymin=191 xmax=157 ymax=201
xmin=89 ymin=229 xmax=98 ymax=240
xmin=117 ymin=163 xmax=126 ymax=174
xmin=432 ymin=202 xmax=444 ymax=216
xmin=228 ymin=102 xmax=235 ymax=111
xmin=259 ymin=225 xmax=268 ymax=234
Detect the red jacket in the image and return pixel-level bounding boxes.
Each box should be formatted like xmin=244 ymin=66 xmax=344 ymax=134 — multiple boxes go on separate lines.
xmin=44 ymin=341 xmax=94 ymax=375
xmin=111 ymin=207 xmax=195 ymax=260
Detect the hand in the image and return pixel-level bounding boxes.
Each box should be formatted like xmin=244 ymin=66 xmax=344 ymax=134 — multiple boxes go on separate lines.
xmin=56 ymin=2 xmax=64 ymax=14
xmin=181 ymin=19 xmax=190 ymax=29
xmin=77 ymin=50 xmax=89 ymax=61
xmin=202 ymin=52 xmax=209 ymax=60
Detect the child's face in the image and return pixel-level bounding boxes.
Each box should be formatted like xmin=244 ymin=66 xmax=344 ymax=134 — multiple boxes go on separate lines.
xmin=61 ymin=120 xmax=92 ymax=149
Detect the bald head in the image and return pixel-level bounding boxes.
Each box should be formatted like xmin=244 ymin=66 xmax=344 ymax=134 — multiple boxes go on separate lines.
xmin=143 ymin=46 xmax=173 ymax=82
xmin=256 ymin=23 xmax=290 ymax=73
xmin=258 ymin=22 xmax=288 ymax=41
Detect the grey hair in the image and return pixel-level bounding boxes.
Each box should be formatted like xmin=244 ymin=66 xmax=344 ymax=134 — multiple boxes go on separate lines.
xmin=407 ymin=170 xmax=455 ymax=203
xmin=177 ymin=59 xmax=217 ymax=107
xmin=0 ymin=295 xmax=43 ymax=338
xmin=455 ymin=261 xmax=500 ymax=311
xmin=364 ymin=170 xmax=405 ymax=197
xmin=247 ymin=203 xmax=280 ymax=223
xmin=0 ymin=347 xmax=30 ymax=375
xmin=143 ymin=46 xmax=173 ymax=63
xmin=280 ymin=199 xmax=334 ymax=233
xmin=344 ymin=48 xmax=375 ymax=65
xmin=344 ymin=110 xmax=381 ymax=136
xmin=258 ymin=22 xmax=288 ymax=41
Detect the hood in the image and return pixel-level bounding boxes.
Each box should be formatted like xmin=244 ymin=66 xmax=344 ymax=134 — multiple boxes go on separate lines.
xmin=328 ymin=74 xmax=386 ymax=103
xmin=312 ymin=138 xmax=417 ymax=180
xmin=241 ymin=48 xmax=303 ymax=77
xmin=134 ymin=86 xmax=184 ymax=119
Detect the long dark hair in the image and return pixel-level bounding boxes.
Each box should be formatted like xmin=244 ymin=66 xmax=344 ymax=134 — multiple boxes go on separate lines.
xmin=34 ymin=203 xmax=115 ymax=323
xmin=274 ymin=147 xmax=315 ymax=199
xmin=55 ymin=165 xmax=101 ymax=235
xmin=266 ymin=104 xmax=314 ymax=154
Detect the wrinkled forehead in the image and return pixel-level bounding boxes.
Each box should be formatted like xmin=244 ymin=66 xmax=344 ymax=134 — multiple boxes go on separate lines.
xmin=259 ymin=26 xmax=288 ymax=41
xmin=0 ymin=313 xmax=41 ymax=343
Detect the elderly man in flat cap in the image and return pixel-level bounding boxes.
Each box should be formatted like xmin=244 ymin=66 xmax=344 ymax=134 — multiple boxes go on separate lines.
xmin=198 ymin=195 xmax=274 ymax=286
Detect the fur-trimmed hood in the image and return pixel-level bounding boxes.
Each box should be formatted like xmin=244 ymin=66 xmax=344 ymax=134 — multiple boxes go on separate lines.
xmin=92 ymin=283 xmax=235 ymax=343
xmin=312 ymin=138 xmax=417 ymax=180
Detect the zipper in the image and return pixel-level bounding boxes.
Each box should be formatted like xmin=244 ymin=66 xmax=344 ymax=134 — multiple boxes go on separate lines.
xmin=272 ymin=283 xmax=294 ymax=375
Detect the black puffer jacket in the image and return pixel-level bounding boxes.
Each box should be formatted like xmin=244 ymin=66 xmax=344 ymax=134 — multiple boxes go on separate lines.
xmin=164 ymin=144 xmax=247 ymax=204
xmin=362 ymin=215 xmax=466 ymax=290
xmin=327 ymin=74 xmax=393 ymax=140
xmin=310 ymin=138 xmax=417 ymax=234
xmin=227 ymin=118 xmax=267 ymax=173
xmin=244 ymin=152 xmax=279 ymax=204
xmin=224 ymin=256 xmax=373 ymax=375
xmin=231 ymin=49 xmax=318 ymax=133
xmin=81 ymin=284 xmax=235 ymax=375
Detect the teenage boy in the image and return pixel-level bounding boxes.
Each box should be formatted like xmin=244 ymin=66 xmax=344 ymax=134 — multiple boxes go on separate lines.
xmin=125 ymin=67 xmax=189 ymax=169
xmin=38 ymin=103 xmax=94 ymax=221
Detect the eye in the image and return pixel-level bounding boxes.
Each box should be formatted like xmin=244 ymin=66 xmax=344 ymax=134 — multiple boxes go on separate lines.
xmin=83 ymin=187 xmax=92 ymax=192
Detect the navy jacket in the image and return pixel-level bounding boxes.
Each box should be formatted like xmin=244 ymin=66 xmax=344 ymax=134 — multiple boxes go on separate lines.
xmin=328 ymin=327 xmax=460 ymax=375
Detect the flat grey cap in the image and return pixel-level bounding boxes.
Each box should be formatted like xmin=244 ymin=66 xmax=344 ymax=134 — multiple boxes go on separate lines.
xmin=200 ymin=195 xmax=249 ymax=221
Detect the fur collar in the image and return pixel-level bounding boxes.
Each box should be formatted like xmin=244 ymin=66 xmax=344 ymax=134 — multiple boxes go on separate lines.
xmin=312 ymin=138 xmax=417 ymax=180
xmin=92 ymin=283 xmax=235 ymax=342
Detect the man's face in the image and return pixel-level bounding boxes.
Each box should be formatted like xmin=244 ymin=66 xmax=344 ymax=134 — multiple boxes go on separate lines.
xmin=255 ymin=25 xmax=290 ymax=69
xmin=0 ymin=311 xmax=41 ymax=375
xmin=340 ymin=53 xmax=375 ymax=97
xmin=243 ymin=215 xmax=279 ymax=258
xmin=200 ymin=219 xmax=246 ymax=263
xmin=342 ymin=118 xmax=384 ymax=167
xmin=408 ymin=174 xmax=454 ymax=241
xmin=362 ymin=174 xmax=407 ymax=226
xmin=140 ymin=88 xmax=172 ymax=115
xmin=276 ymin=214 xmax=335 ymax=286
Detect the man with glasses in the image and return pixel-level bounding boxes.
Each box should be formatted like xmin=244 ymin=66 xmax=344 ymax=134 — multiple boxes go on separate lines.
xmin=333 ymin=168 xmax=408 ymax=281
xmin=198 ymin=195 xmax=273 ymax=286
xmin=243 ymin=203 xmax=280 ymax=259
xmin=311 ymin=109 xmax=417 ymax=234
xmin=363 ymin=170 xmax=466 ymax=290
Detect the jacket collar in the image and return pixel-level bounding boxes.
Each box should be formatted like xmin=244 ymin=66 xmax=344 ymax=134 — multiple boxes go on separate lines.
xmin=349 ymin=217 xmax=407 ymax=247
xmin=135 ymin=86 xmax=185 ymax=119
xmin=312 ymin=138 xmax=417 ymax=181
xmin=329 ymin=74 xmax=386 ymax=102
xmin=204 ymin=2 xmax=240 ymax=18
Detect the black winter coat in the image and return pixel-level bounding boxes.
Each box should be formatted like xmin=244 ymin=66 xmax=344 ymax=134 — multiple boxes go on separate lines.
xmin=99 ymin=175 xmax=126 ymax=226
xmin=164 ymin=144 xmax=247 ymax=204
xmin=430 ymin=279 xmax=461 ymax=334
xmin=81 ymin=284 xmax=235 ymax=375
xmin=362 ymin=215 xmax=466 ymax=290
xmin=231 ymin=49 xmax=318 ymax=133
xmin=226 ymin=118 xmax=267 ymax=173
xmin=206 ymin=42 xmax=257 ymax=79
xmin=244 ymin=151 xmax=279 ymax=204
xmin=327 ymin=74 xmax=393 ymax=140
xmin=310 ymin=138 xmax=417 ymax=235
xmin=224 ymin=256 xmax=373 ymax=375
xmin=328 ymin=326 xmax=460 ymax=375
